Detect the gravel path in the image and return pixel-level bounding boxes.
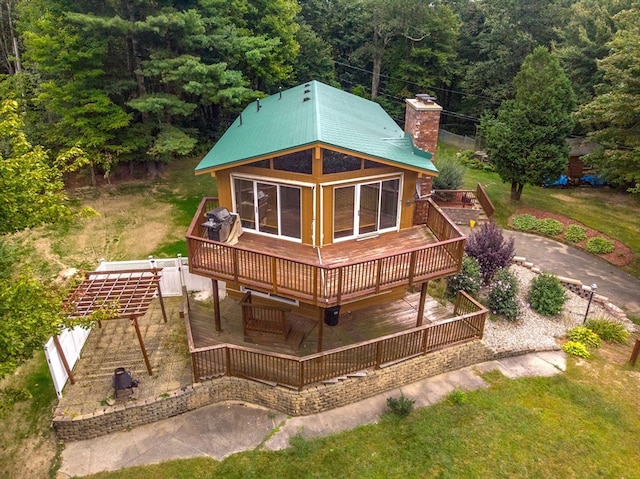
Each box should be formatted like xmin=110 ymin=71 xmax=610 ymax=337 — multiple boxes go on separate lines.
xmin=482 ymin=265 xmax=633 ymax=352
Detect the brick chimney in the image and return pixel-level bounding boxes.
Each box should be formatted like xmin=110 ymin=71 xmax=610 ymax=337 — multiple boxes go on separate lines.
xmin=404 ymin=94 xmax=442 ymax=161
xmin=405 ymin=94 xmax=442 ymax=198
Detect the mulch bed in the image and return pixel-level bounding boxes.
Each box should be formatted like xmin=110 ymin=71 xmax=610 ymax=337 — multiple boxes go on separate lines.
xmin=508 ymin=208 xmax=633 ymax=267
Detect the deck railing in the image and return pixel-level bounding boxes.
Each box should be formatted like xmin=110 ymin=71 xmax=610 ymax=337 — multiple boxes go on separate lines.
xmin=187 ymin=197 xmax=465 ymax=307
xmin=187 ymin=291 xmax=487 ymax=389
xmin=430 ymin=183 xmax=495 ymax=220
xmin=475 ymin=183 xmax=495 ymax=219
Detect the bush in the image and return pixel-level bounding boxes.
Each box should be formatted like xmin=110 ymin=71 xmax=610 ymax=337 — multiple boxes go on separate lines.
xmin=527 ymin=273 xmax=567 ymax=316
xmin=432 ymin=158 xmax=465 ymax=190
xmin=386 ymin=394 xmax=415 ymax=418
xmin=446 ymin=255 xmax=482 ymax=300
xmin=567 ymin=326 xmax=601 ymax=348
xmin=465 ymin=221 xmax=515 ymax=284
xmin=487 ymin=268 xmax=520 ymax=321
xmin=511 ymin=214 xmax=538 ymax=232
xmin=448 ymin=389 xmax=468 ymax=405
xmin=562 ymin=341 xmax=591 ymax=358
xmin=586 ymin=237 xmax=615 ymax=254
xmin=535 ymin=218 xmax=563 ymax=236
xmin=585 ymin=318 xmax=630 ymax=344
xmin=564 ymin=224 xmax=587 ymax=243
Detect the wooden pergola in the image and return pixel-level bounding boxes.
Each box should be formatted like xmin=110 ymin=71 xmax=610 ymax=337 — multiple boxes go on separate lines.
xmin=60 ymin=269 xmax=166 ymax=381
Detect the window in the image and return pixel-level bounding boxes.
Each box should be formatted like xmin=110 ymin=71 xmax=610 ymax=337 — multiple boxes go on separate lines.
xmin=233 ymin=177 xmax=302 ymax=240
xmin=322 ymin=149 xmax=362 ymax=174
xmin=333 ymin=177 xmax=400 ymax=241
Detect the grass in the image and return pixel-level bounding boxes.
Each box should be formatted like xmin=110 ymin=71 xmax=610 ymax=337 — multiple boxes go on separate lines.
xmin=79 ymin=349 xmax=640 ymax=479
xmin=436 ymin=145 xmax=640 ymax=278
xmin=0 ymin=352 xmax=60 ymax=479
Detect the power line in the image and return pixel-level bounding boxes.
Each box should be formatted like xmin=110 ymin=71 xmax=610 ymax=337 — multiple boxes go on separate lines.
xmin=340 ymin=77 xmax=481 ymax=123
xmin=335 ymin=60 xmax=501 ymax=104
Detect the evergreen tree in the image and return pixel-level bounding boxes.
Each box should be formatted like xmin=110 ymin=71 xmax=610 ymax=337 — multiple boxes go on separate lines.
xmin=578 ymin=5 xmax=640 ymax=193
xmin=480 ymin=47 xmax=576 ymax=200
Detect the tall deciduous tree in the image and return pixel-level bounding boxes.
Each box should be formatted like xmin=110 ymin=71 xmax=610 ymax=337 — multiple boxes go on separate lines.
xmin=480 ymin=47 xmax=576 ymax=201
xmin=578 ymin=6 xmax=640 ymax=193
xmin=0 ymin=99 xmax=86 ymax=234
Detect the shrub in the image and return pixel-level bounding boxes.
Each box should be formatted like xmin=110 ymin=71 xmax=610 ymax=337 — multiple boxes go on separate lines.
xmin=386 ymin=394 xmax=415 ymax=418
xmin=562 ymin=341 xmax=591 ymax=358
xmin=433 ymin=158 xmax=465 ymax=190
xmin=487 ymin=268 xmax=520 ymax=321
xmin=527 ymin=273 xmax=567 ymax=316
xmin=535 ymin=218 xmax=563 ymax=236
xmin=564 ymin=224 xmax=587 ymax=243
xmin=511 ymin=214 xmax=538 ymax=232
xmin=465 ymin=221 xmax=515 ymax=284
xmin=567 ymin=326 xmax=601 ymax=348
xmin=585 ymin=318 xmax=630 ymax=344
xmin=586 ymin=237 xmax=615 ymax=254
xmin=448 ymin=389 xmax=468 ymax=405
xmin=446 ymin=255 xmax=482 ymax=300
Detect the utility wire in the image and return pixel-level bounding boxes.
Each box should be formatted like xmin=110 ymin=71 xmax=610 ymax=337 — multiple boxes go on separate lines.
xmin=335 ymin=60 xmax=501 ymax=104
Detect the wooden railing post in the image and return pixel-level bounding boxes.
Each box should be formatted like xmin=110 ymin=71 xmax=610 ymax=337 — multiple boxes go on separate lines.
xmin=630 ymin=339 xmax=640 ymax=366
xmin=271 ymin=256 xmax=278 ymax=293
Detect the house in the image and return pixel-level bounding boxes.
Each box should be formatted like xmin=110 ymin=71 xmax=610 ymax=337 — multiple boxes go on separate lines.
xmin=185 ymin=81 xmax=485 ymax=390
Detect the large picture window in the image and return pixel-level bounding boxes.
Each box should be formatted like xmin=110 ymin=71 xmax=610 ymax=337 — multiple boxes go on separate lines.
xmin=333 ymin=177 xmax=400 ymax=240
xmin=233 ymin=178 xmax=301 ymax=240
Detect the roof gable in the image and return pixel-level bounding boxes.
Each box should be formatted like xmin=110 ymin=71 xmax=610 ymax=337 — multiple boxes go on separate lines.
xmin=196 ymin=81 xmax=436 ymax=174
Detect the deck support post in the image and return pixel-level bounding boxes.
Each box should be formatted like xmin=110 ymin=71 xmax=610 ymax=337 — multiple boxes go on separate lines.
xmin=416 ymin=281 xmax=429 ymax=327
xmin=212 ymin=279 xmax=222 ymax=332
xmin=155 ymin=278 xmax=168 ymax=323
xmin=317 ymin=307 xmax=324 ymax=353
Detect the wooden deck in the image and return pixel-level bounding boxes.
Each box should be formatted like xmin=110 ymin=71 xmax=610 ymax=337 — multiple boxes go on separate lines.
xmin=187 ymin=197 xmax=466 ymax=308
xmin=187 ymin=291 xmax=454 ymax=357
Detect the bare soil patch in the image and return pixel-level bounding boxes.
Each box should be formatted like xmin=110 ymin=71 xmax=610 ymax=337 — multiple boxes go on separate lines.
xmin=508 ymin=208 xmax=633 ymax=267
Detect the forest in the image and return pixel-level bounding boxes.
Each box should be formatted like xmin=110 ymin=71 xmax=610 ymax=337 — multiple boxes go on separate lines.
xmin=0 ymin=0 xmax=638 ymax=192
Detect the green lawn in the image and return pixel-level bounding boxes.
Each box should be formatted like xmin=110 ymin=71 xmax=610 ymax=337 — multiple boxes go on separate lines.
xmin=436 ymin=144 xmax=640 ymax=278
xmin=80 ymin=347 xmax=640 ymax=479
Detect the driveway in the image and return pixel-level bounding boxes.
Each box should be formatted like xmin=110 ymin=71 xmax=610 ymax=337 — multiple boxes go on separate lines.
xmin=503 ymin=230 xmax=640 ymax=317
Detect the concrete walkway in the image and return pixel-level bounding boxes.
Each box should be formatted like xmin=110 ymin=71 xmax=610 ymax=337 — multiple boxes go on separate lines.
xmin=504 ymin=230 xmax=640 ymax=316
xmin=58 ymin=351 xmax=566 ymax=478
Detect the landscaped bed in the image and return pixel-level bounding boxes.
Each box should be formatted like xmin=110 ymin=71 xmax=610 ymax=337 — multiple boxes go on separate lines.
xmin=508 ymin=208 xmax=633 ymax=267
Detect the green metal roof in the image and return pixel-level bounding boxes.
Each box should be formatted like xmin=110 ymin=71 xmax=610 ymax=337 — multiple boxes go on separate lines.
xmin=195 ymin=81 xmax=436 ymax=174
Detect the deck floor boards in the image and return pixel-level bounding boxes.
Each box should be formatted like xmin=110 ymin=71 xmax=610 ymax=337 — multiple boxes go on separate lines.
xmin=188 ymin=290 xmax=454 ymax=357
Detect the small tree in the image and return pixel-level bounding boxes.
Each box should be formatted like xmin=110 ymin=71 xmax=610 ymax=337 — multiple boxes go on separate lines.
xmin=479 ymin=47 xmax=576 ymax=200
xmin=465 ymin=221 xmax=515 ymax=284
xmin=433 ymin=158 xmax=465 ymax=190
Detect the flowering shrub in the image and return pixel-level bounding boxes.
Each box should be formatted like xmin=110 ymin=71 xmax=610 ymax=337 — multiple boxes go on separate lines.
xmin=564 ymin=224 xmax=587 ymax=243
xmin=446 ymin=255 xmax=482 ymax=299
xmin=567 ymin=326 xmax=601 ymax=349
xmin=535 ymin=218 xmax=563 ymax=236
xmin=465 ymin=221 xmax=515 ymax=284
xmin=511 ymin=214 xmax=538 ymax=232
xmin=586 ymin=237 xmax=614 ymax=254
xmin=486 ymin=268 xmax=519 ymax=321
xmin=528 ymin=273 xmax=567 ymax=316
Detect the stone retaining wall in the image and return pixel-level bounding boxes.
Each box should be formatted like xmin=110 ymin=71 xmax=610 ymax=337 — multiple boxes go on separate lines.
xmin=53 ymin=340 xmax=497 ymax=442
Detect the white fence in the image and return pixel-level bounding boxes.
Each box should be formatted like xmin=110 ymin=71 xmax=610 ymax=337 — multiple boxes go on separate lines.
xmin=45 ymin=256 xmax=212 ymax=398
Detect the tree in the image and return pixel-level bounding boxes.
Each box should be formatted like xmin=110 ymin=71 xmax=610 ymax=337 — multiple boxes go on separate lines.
xmin=578 ymin=6 xmax=640 ymax=193
xmin=455 ymin=0 xmax=569 ymax=115
xmin=554 ymin=0 xmax=632 ymax=106
xmin=0 ymin=99 xmax=86 ymax=234
xmin=479 ymin=47 xmax=576 ymax=201
xmin=464 ymin=221 xmax=514 ymax=284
